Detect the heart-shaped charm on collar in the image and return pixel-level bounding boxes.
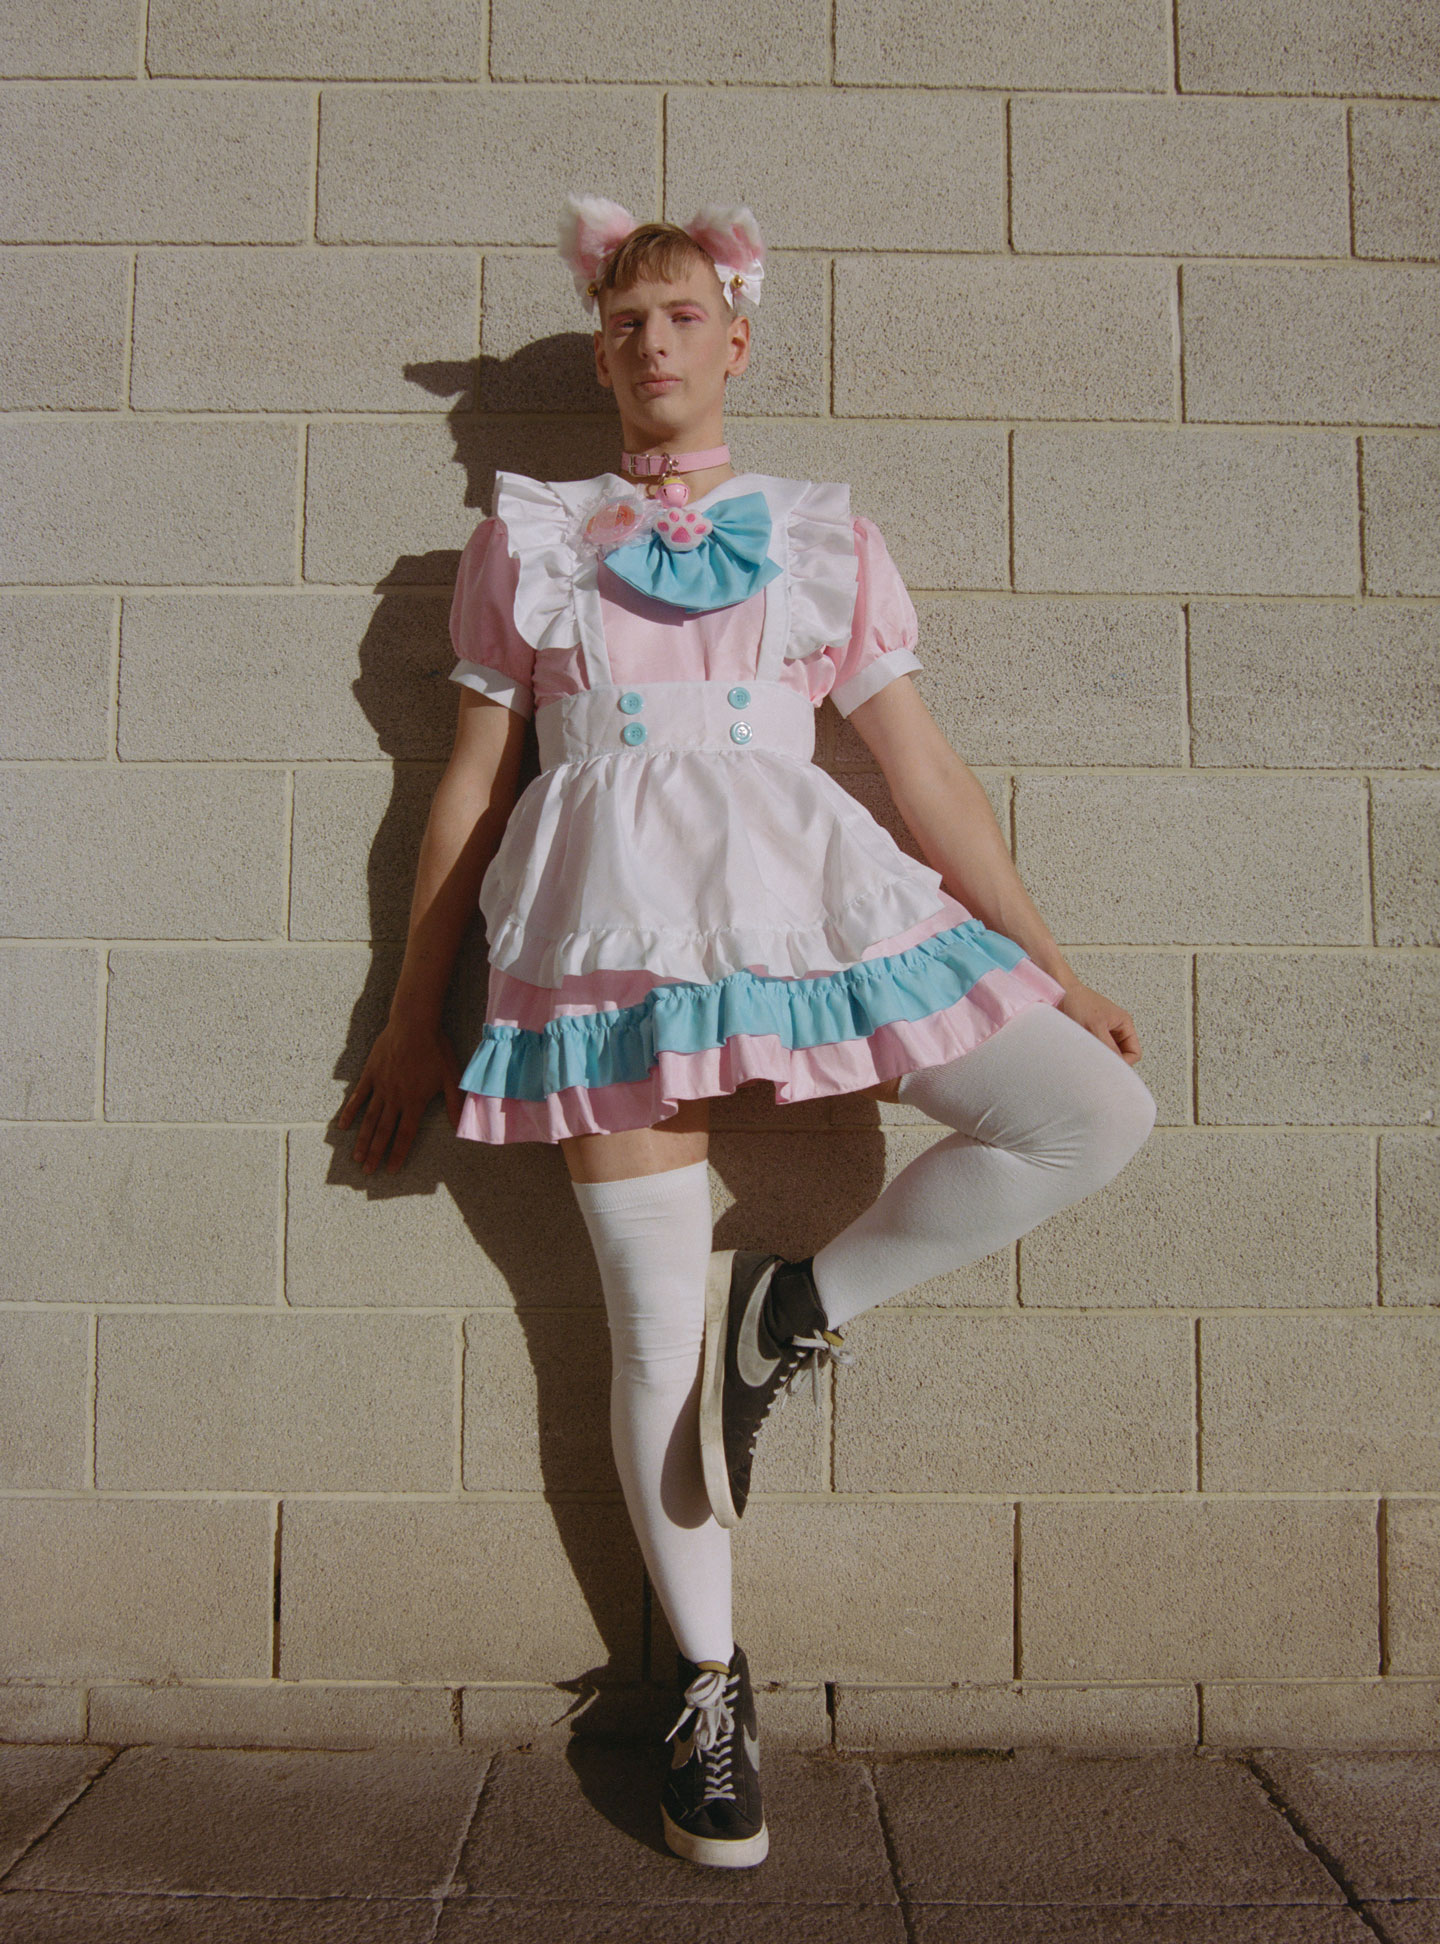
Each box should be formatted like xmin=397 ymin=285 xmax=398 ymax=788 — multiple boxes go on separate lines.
xmin=653 ymin=506 xmax=713 ymax=553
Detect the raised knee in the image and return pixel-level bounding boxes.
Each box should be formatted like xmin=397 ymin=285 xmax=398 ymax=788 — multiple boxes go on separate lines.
xmin=1089 ymin=1064 xmax=1158 ymax=1172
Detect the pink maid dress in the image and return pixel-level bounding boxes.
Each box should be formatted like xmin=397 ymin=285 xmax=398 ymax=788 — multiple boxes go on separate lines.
xmin=447 ymin=469 xmax=1067 ymax=1143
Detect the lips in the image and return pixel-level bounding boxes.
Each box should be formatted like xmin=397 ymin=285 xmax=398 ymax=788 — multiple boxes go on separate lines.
xmin=637 ymin=375 xmax=680 ymax=393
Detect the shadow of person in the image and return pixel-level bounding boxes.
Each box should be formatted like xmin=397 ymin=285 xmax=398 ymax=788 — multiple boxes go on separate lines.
xmin=324 ymin=340 xmax=886 ymax=1791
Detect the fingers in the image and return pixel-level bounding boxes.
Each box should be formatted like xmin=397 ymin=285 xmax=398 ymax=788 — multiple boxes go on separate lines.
xmin=385 ymin=1112 xmax=422 ymax=1174
xmin=1111 ymin=1013 xmax=1143 ymax=1065
xmin=348 ymin=1088 xmax=389 ymax=1171
xmin=337 ymin=1067 xmax=373 ymax=1130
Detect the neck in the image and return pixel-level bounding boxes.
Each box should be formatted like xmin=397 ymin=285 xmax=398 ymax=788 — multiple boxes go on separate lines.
xmin=617 ymin=414 xmax=734 ymax=501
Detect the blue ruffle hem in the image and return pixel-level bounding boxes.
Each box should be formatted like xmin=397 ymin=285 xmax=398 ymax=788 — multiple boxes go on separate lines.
xmin=462 ymin=916 xmax=1028 ymax=1101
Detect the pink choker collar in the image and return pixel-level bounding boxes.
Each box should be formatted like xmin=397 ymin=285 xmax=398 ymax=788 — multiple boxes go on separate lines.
xmin=620 ymin=445 xmax=730 ymax=507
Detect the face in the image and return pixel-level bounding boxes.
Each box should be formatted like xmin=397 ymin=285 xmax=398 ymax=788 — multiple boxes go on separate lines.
xmin=593 ymin=257 xmax=750 ymax=445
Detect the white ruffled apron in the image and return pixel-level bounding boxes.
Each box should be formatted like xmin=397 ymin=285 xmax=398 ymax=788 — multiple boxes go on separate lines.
xmin=476 ymin=475 xmax=955 ymax=990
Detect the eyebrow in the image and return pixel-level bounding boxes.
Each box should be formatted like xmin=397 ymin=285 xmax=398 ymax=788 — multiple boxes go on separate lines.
xmin=607 ymin=297 xmax=708 ymax=320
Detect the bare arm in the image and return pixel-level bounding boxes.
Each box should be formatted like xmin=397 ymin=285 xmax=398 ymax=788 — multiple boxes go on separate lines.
xmin=846 ymin=675 xmax=1142 ymax=1064
xmin=338 ymin=688 xmax=530 ymax=1171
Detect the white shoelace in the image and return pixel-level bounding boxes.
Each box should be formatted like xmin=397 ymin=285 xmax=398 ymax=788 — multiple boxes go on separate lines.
xmin=773 ymin=1329 xmax=857 ymax=1413
xmin=665 ymin=1667 xmax=741 ymax=1804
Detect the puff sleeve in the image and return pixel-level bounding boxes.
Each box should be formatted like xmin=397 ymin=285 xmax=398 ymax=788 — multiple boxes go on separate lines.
xmin=447 ymin=516 xmax=536 ymax=719
xmin=823 ymin=516 xmax=923 ymax=717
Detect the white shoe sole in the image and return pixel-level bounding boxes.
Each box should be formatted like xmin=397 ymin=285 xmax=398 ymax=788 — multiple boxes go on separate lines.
xmin=699 ymin=1249 xmax=740 ymax=1530
xmin=662 ymin=1805 xmax=769 ymax=1867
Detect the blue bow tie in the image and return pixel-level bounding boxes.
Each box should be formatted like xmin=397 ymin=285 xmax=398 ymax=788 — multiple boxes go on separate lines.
xmin=601 ymin=490 xmax=782 ymax=614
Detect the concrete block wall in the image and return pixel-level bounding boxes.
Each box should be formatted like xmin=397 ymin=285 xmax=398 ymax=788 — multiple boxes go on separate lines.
xmin=1 ymin=1 xmax=1437 ymax=1755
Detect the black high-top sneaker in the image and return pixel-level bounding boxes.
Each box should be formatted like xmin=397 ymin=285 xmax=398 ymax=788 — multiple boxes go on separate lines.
xmin=698 ymin=1250 xmax=854 ymax=1530
xmin=660 ymin=1641 xmax=767 ymax=1868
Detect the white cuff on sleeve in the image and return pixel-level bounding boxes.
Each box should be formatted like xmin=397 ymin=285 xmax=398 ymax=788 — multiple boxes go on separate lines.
xmin=828 ymin=647 xmax=922 ymax=719
xmin=449 ymin=659 xmax=534 ymax=719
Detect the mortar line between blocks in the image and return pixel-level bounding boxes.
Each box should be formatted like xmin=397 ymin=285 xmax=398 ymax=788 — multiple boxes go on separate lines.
xmin=94 ymin=950 xmax=110 ymax=1124
xmin=121 ymin=252 xmax=137 ymax=412
xmin=1377 ymin=1496 xmax=1390 ymax=1675
xmin=1168 ymin=0 xmax=1181 ymax=92
xmin=1005 ymin=428 xmax=1016 ymax=588
xmin=1363 ymin=773 xmax=1377 ymax=948
xmin=1192 ymin=1314 xmax=1204 ymax=1491
xmin=1173 ymin=262 xmax=1186 ymax=421
xmin=1373 ymin=1130 xmax=1385 ymax=1305
xmin=85 ymin=1310 xmax=98 ymax=1490
xmin=1188 ymin=950 xmax=1199 ymax=1125
xmin=107 ymin=593 xmax=122 ymax=766
xmin=1180 ymin=600 xmax=1193 ymax=768
xmin=308 ymin=88 xmax=320 ymax=244
xmin=277 ymin=1128 xmax=290 ymax=1307
xmin=281 ymin=765 xmax=295 ymax=939
xmin=827 ymin=254 xmax=836 ymax=416
xmin=1345 ymin=104 xmax=1358 ymax=258
xmin=1003 ymin=95 xmax=1013 ymax=252
xmin=294 ymin=420 xmax=309 ymax=585
xmin=454 ymin=1311 xmax=466 ymax=1493
xmin=271 ymin=1498 xmax=283 ymax=1678
xmin=1356 ymin=434 xmax=1371 ymax=593
xmin=1011 ymin=1501 xmax=1022 ymax=1679
xmin=136 ymin=0 xmax=151 ymax=78
xmin=657 ymin=91 xmax=666 ymax=216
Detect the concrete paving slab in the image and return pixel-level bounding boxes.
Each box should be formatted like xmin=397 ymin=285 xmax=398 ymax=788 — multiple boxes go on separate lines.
xmin=0 ymin=1745 xmax=111 ymax=1875
xmin=455 ymin=1747 xmax=895 ymax=1904
xmin=0 ymin=1894 xmax=438 ymax=1942
xmin=5 ymin=1746 xmax=489 ymax=1898
xmin=873 ymin=1753 xmax=1342 ymax=1906
xmin=1366 ymin=1905 xmax=1440 ymax=1944
xmin=910 ymin=1910 xmax=1373 ymax=1941
xmin=1257 ymin=1754 xmax=1440 ymax=1898
xmin=438 ymin=1900 xmax=908 ymax=1940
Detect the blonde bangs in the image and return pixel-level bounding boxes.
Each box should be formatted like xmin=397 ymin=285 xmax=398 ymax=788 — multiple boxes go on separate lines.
xmin=594 ymin=223 xmax=723 ymax=307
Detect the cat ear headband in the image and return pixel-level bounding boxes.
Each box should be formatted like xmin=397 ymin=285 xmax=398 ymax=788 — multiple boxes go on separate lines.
xmin=558 ymin=195 xmax=765 ymax=316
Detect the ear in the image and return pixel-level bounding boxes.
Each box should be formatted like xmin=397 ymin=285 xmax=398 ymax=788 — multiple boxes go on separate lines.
xmin=724 ymin=309 xmax=752 ymax=380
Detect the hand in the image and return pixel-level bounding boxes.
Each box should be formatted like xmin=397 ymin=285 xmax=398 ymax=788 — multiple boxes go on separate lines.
xmin=1057 ymin=982 xmax=1143 ymax=1065
xmin=338 ymin=1017 xmax=464 ymax=1174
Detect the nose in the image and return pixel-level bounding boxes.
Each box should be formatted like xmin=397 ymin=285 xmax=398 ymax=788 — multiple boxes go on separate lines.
xmin=637 ymin=312 xmax=673 ymax=358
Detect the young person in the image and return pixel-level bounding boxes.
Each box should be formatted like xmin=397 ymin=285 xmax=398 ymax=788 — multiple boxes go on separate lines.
xmin=340 ymin=196 xmax=1157 ymax=1869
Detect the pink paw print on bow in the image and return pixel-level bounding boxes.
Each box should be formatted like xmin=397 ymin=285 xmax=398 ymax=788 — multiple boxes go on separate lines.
xmin=654 ymin=506 xmax=713 ymax=553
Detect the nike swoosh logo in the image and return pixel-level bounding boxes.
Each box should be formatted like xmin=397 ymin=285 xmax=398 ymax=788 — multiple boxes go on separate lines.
xmin=744 ymin=1724 xmax=760 ymax=1771
xmin=671 ymin=1730 xmax=696 ymax=1768
xmin=735 ymin=1259 xmax=781 ymax=1389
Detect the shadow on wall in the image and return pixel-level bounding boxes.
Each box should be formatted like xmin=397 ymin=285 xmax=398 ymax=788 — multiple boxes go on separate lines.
xmin=324 ymin=342 xmax=889 ymax=1715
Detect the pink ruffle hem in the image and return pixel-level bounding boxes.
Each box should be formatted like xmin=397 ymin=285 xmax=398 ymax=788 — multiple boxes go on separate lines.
xmin=456 ymin=957 xmax=1067 ymax=1145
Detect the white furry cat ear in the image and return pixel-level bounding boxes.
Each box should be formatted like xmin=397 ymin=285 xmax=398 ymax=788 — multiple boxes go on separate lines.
xmin=558 ymin=195 xmax=639 ymax=312
xmin=683 ymin=205 xmax=766 ymax=310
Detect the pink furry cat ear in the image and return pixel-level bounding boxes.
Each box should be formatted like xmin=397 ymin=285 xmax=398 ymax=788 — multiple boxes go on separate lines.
xmin=558 ymin=195 xmax=640 ymax=313
xmin=682 ymin=205 xmax=766 ymax=311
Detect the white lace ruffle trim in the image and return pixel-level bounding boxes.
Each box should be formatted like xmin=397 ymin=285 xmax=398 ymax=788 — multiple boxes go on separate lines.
xmin=492 ymin=470 xmax=860 ymax=664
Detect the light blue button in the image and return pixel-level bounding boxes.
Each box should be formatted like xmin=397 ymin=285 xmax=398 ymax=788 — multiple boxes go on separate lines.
xmin=729 ymin=721 xmax=754 ymax=745
xmin=621 ymin=721 xmax=648 ymax=746
xmin=727 ymin=686 xmax=751 ymax=709
xmin=619 ymin=691 xmax=644 ymax=714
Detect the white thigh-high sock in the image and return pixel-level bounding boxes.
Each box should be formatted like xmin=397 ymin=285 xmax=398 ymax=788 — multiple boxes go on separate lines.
xmin=569 ymin=1159 xmax=734 ymax=1667
xmin=811 ymin=1004 xmax=1158 ymax=1329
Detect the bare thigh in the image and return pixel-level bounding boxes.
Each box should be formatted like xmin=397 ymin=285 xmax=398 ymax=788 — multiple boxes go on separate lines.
xmin=560 ymin=1095 xmax=711 ymax=1184
xmin=557 ymin=1075 xmax=905 ymax=1185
